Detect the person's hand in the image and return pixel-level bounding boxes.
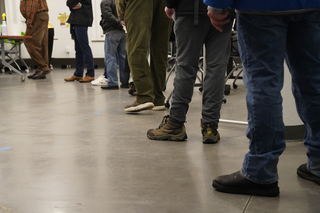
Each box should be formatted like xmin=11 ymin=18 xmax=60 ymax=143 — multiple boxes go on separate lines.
xmin=27 ymin=23 xmax=33 ymax=29
xmin=72 ymin=3 xmax=82 ymax=10
xmin=120 ymin=20 xmax=125 ymax=26
xmin=165 ymin=7 xmax=175 ymax=19
xmin=207 ymin=9 xmax=230 ymax=32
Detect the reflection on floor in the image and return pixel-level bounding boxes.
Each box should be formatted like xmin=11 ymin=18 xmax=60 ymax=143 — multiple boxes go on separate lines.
xmin=0 ymin=68 xmax=319 ymax=213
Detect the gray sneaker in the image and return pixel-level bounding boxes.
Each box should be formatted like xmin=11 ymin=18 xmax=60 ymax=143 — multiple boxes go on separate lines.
xmin=147 ymin=115 xmax=187 ymax=141
xmin=201 ymin=120 xmax=220 ymax=144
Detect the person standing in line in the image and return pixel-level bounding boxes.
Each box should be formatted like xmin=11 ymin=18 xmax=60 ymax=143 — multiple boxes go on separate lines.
xmin=64 ymin=0 xmax=95 ymax=83
xmin=204 ymin=0 xmax=320 ymax=197
xmin=92 ymin=0 xmax=126 ymax=89
xmin=116 ymin=0 xmax=171 ymax=112
xmin=147 ymin=0 xmax=234 ymax=143
xmin=20 ymin=0 xmax=50 ymax=80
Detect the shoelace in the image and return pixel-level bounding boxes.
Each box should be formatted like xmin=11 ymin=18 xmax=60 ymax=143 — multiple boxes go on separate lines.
xmin=157 ymin=115 xmax=170 ymax=129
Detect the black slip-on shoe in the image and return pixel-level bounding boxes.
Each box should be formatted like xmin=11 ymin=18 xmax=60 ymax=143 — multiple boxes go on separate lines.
xmin=101 ymin=85 xmax=119 ymax=90
xmin=297 ymin=164 xmax=320 ymax=185
xmin=212 ymin=171 xmax=279 ymax=197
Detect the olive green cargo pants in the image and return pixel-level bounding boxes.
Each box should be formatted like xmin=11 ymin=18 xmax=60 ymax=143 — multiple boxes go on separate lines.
xmin=124 ymin=0 xmax=171 ymax=106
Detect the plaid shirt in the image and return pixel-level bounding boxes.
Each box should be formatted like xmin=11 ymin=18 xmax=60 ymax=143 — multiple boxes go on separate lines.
xmin=20 ymin=0 xmax=49 ymax=24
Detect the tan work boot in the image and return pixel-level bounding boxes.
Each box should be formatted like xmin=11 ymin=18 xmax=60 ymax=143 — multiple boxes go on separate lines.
xmin=201 ymin=119 xmax=220 ymax=144
xmin=79 ymin=76 xmax=94 ymax=83
xmin=147 ymin=115 xmax=187 ymax=141
xmin=64 ymin=75 xmax=83 ymax=82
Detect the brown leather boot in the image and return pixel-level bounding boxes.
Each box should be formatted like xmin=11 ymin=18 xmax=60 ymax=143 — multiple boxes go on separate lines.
xmin=79 ymin=76 xmax=94 ymax=83
xmin=64 ymin=75 xmax=83 ymax=82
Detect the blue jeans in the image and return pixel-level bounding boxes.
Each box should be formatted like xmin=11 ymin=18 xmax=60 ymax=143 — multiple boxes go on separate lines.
xmin=73 ymin=25 xmax=94 ymax=77
xmin=104 ymin=32 xmax=126 ymax=86
xmin=237 ymin=11 xmax=320 ymax=184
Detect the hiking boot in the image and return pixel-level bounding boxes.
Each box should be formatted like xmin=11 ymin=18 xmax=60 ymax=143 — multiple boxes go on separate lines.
xmin=147 ymin=115 xmax=187 ymax=141
xmin=128 ymin=82 xmax=136 ymax=96
xmin=124 ymin=101 xmax=154 ymax=112
xmin=212 ymin=171 xmax=280 ymax=197
xmin=297 ymin=163 xmax=320 ymax=185
xmin=201 ymin=120 xmax=220 ymax=144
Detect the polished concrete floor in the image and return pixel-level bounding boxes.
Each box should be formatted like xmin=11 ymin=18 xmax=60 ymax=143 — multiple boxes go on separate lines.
xmin=0 ymin=68 xmax=319 ymax=213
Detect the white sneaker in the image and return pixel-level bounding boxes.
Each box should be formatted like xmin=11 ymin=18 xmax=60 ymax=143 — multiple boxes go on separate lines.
xmin=91 ymin=75 xmax=108 ymax=86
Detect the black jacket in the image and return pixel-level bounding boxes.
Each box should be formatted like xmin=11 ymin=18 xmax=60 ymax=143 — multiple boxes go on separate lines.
xmin=67 ymin=0 xmax=93 ymax=27
xmin=165 ymin=0 xmax=208 ymax=16
xmin=100 ymin=0 xmax=123 ymax=34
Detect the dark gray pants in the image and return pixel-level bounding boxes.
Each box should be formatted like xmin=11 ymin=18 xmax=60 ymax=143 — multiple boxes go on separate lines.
xmin=170 ymin=15 xmax=234 ymax=124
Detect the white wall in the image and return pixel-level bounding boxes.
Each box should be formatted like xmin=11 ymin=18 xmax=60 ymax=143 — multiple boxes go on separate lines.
xmin=5 ymin=0 xmax=105 ymax=59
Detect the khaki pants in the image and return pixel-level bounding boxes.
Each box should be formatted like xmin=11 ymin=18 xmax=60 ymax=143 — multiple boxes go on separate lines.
xmin=125 ymin=0 xmax=171 ymax=106
xmin=24 ymin=12 xmax=49 ymax=71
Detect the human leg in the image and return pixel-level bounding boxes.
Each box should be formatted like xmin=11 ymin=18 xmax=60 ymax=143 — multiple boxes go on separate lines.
xmin=169 ymin=16 xmax=209 ymax=123
xmin=202 ymin=15 xmax=233 ymax=124
xmin=149 ymin=0 xmax=171 ymax=106
xmin=201 ymin=13 xmax=234 ymax=143
xmin=147 ymin=16 xmax=209 ymax=141
xmin=73 ymin=25 xmax=94 ymax=78
xmin=105 ymin=33 xmax=120 ymax=86
xmin=24 ymin=12 xmax=50 ymax=74
xmin=285 ymin=11 xmax=320 ymax=180
xmin=212 ymin=13 xmax=289 ymax=196
xmin=238 ymin=14 xmax=288 ymax=184
xmin=117 ymin=32 xmax=127 ymax=86
xmin=121 ymin=55 xmax=130 ymax=88
xmin=72 ymin=26 xmax=84 ymax=78
xmin=125 ymin=0 xmax=154 ymax=105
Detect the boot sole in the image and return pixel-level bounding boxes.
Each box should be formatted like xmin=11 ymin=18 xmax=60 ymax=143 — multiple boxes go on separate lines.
xmin=147 ymin=133 xmax=187 ymax=141
xmin=203 ymin=137 xmax=220 ymax=144
xmin=212 ymin=180 xmax=279 ymax=197
xmin=297 ymin=168 xmax=320 ymax=185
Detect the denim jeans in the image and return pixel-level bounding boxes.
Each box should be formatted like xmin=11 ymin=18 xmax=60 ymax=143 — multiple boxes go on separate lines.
xmin=73 ymin=25 xmax=94 ymax=77
xmin=237 ymin=11 xmax=320 ymax=184
xmin=104 ymin=32 xmax=126 ymax=86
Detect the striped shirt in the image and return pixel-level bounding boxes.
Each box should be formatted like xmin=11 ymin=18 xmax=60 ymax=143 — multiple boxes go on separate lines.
xmin=20 ymin=0 xmax=49 ymax=24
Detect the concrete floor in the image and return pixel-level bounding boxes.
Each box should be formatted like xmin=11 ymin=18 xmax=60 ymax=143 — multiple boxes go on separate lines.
xmin=0 ymin=68 xmax=319 ymax=213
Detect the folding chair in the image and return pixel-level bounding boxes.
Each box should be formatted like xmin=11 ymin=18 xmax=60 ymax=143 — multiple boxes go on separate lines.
xmin=0 ymin=39 xmax=30 ymax=73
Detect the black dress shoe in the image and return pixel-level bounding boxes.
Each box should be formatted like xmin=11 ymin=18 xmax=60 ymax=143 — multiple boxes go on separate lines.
xmin=297 ymin=164 xmax=320 ymax=185
xmin=101 ymin=85 xmax=119 ymax=90
xmin=120 ymin=84 xmax=129 ymax=88
xmin=212 ymin=171 xmax=279 ymax=197
xmin=33 ymin=70 xmax=50 ymax=79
